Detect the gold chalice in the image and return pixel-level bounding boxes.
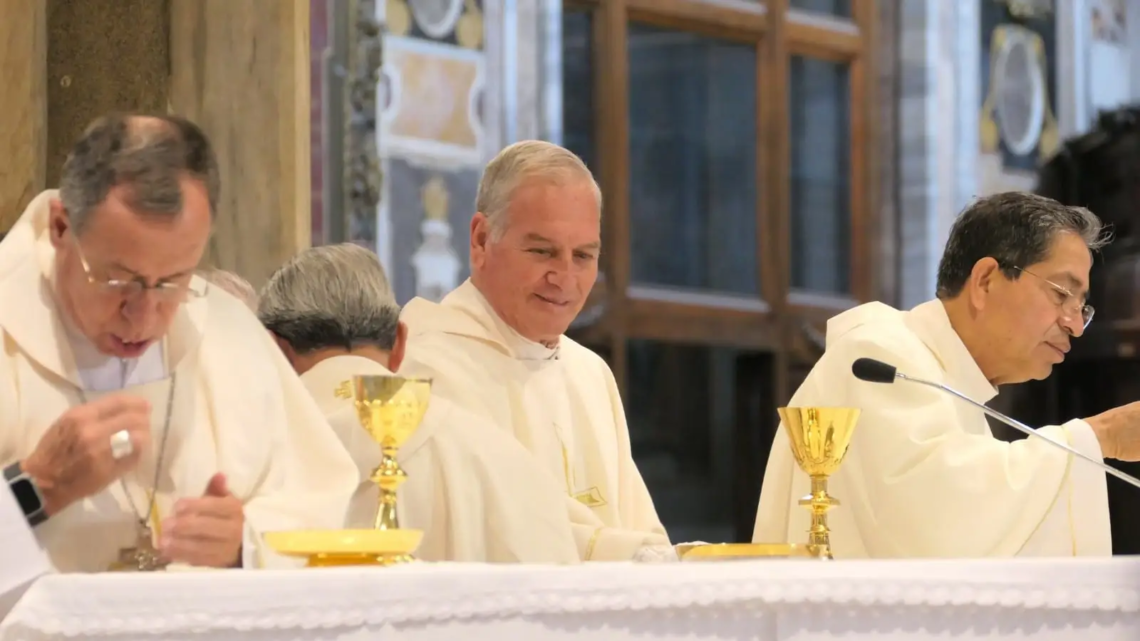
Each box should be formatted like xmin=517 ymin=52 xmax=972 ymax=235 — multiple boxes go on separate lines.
xmin=264 ymin=375 xmax=432 ymax=567
xmin=778 ymin=407 xmax=860 ymax=560
xmin=353 ymin=375 xmax=431 ymax=533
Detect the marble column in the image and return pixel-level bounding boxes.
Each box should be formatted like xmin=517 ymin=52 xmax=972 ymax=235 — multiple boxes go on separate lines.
xmin=169 ymin=0 xmax=312 ymax=288
xmin=0 ymin=0 xmax=47 ymax=232
xmin=895 ymin=0 xmax=979 ymax=309
xmin=485 ymin=0 xmax=562 ymax=153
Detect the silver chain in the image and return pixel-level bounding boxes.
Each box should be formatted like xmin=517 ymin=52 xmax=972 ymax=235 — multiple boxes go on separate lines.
xmin=79 ymin=369 xmax=177 ymax=529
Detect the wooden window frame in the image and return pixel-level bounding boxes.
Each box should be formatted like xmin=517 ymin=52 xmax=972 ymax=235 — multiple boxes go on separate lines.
xmin=564 ymin=0 xmax=879 ymax=396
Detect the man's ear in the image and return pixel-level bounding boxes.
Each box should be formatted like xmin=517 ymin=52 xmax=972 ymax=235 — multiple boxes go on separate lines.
xmin=470 ymin=213 xmax=490 ymax=270
xmin=967 ymin=257 xmax=1002 ymax=310
xmin=389 ymin=321 xmax=408 ymax=372
xmin=48 ymin=198 xmax=70 ymax=249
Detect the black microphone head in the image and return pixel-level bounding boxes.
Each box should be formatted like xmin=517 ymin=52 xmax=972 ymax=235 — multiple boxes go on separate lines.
xmin=852 ymin=358 xmax=897 ymax=384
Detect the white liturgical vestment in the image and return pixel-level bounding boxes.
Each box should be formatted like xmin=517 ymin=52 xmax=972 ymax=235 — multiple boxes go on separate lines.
xmin=401 ymin=280 xmax=670 ymax=561
xmin=754 ymin=300 xmax=1111 ymax=558
xmin=300 ymin=354 xmax=580 ymax=563
xmin=0 ymin=191 xmax=359 ymax=572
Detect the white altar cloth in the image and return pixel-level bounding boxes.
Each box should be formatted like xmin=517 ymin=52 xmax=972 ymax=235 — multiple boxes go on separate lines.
xmin=3 ymin=557 xmax=1140 ymax=640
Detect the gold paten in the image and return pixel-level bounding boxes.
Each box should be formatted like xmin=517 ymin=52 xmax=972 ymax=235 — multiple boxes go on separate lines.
xmin=265 ymin=375 xmax=432 ymax=567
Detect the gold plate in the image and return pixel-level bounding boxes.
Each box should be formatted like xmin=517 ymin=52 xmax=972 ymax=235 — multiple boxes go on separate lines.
xmin=677 ymin=543 xmax=812 ymax=561
xmin=264 ymin=529 xmax=423 ymax=567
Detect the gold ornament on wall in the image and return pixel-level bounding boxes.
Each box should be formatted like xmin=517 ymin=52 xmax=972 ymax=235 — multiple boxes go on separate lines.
xmin=387 ymin=0 xmax=411 ymax=37
xmin=456 ymin=0 xmax=484 ymax=50
xmin=979 ymin=27 xmax=1005 ymax=154
xmin=978 ymin=24 xmax=1057 ymax=163
xmin=421 ymin=175 xmax=450 ymax=222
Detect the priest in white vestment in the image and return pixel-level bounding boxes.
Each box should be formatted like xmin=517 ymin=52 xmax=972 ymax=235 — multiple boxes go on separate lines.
xmin=400 ymin=140 xmax=670 ymax=561
xmin=756 ymin=192 xmax=1140 ymax=558
xmin=0 ymin=114 xmax=357 ymax=572
xmin=258 ymin=243 xmax=580 ymax=563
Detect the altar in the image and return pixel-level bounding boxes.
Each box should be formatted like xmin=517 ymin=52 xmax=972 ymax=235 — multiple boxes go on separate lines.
xmin=3 ymin=557 xmax=1139 ymax=641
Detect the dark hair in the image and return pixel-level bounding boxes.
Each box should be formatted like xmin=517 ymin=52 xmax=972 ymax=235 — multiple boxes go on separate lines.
xmin=257 ymin=244 xmax=401 ymax=353
xmin=935 ymin=192 xmax=1110 ymax=298
xmin=60 ymin=113 xmax=220 ymax=234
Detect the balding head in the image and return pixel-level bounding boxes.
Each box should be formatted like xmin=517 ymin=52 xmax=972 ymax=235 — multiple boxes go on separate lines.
xmin=59 ymin=113 xmax=220 ymax=235
xmin=48 ymin=112 xmax=218 ymax=360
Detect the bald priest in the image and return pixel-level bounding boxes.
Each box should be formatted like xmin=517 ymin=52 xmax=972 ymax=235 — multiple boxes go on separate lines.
xmin=755 ymin=193 xmax=1140 ymax=558
xmin=0 ymin=113 xmax=357 ymax=572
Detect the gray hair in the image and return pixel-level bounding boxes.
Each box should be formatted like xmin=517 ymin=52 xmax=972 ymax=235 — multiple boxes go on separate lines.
xmin=60 ymin=113 xmax=220 ymax=234
xmin=198 ymin=268 xmax=258 ymax=311
xmin=476 ymin=140 xmax=601 ymax=240
xmin=258 ymin=243 xmax=400 ymax=352
xmin=936 ymin=192 xmax=1111 ymax=298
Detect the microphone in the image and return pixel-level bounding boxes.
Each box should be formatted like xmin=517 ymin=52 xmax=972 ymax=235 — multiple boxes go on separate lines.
xmin=851 ymin=357 xmax=1140 ymax=491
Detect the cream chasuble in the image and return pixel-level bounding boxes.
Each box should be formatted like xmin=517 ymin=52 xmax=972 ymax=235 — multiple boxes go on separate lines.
xmin=300 ymin=354 xmax=580 ymax=563
xmin=401 ymin=280 xmax=669 ymax=561
xmin=0 ymin=191 xmax=359 ymax=572
xmin=754 ymin=299 xmax=1111 ymax=558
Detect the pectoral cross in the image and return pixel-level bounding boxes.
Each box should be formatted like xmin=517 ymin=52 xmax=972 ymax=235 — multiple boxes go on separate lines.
xmin=109 ymin=523 xmax=167 ymax=572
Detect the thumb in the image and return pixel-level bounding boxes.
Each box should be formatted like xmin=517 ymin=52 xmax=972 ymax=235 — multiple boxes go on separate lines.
xmin=204 ymin=472 xmax=230 ymax=497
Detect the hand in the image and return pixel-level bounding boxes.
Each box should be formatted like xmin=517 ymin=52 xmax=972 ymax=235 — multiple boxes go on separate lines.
xmin=160 ymin=473 xmax=244 ymax=568
xmin=21 ymin=394 xmax=152 ymax=515
xmin=1085 ymin=402 xmax=1140 ymax=461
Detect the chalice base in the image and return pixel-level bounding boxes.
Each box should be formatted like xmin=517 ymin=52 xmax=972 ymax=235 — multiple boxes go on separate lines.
xmin=264 ymin=529 xmax=423 ymax=568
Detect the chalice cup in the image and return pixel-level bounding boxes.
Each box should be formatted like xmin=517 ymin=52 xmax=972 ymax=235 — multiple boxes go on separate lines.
xmin=777 ymin=407 xmax=860 ymax=560
xmin=353 ymin=374 xmax=432 ymax=564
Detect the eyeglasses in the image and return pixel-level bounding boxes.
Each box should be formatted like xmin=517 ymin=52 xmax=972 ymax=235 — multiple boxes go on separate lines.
xmin=1014 ymin=266 xmax=1094 ymax=330
xmin=74 ymin=241 xmax=208 ymax=302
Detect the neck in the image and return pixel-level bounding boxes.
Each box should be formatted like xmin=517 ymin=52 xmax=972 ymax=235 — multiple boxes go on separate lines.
xmin=939 ymin=296 xmax=1003 ymax=385
xmin=294 ymin=345 xmax=392 ymax=376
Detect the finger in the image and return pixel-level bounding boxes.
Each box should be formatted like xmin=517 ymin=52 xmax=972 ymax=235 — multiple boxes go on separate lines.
xmin=162 ymin=513 xmax=241 ymax=544
xmin=174 ymin=495 xmax=243 ymax=520
xmin=203 ymin=473 xmax=229 ymax=497
xmin=159 ymin=537 xmax=232 ymax=568
xmin=91 ymin=414 xmax=152 ymax=458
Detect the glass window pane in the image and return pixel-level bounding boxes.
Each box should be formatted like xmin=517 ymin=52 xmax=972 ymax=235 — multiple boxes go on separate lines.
xmin=562 ymin=10 xmax=595 ymax=173
xmin=626 ymin=339 xmax=756 ymax=543
xmin=627 ymin=22 xmax=759 ymax=297
xmin=789 ymin=0 xmax=852 ymax=18
xmin=789 ymin=56 xmax=851 ymax=295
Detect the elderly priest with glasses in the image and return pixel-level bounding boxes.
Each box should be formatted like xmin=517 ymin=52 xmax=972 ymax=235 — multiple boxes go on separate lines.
xmin=0 ymin=113 xmax=356 ymax=573
xmin=755 ymin=192 xmax=1140 ymax=559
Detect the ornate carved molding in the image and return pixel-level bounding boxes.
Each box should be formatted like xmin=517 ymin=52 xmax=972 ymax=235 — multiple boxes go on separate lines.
xmin=345 ymin=0 xmax=383 ymax=247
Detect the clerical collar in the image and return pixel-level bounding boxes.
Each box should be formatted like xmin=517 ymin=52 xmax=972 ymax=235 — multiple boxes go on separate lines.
xmin=464 ymin=282 xmax=559 ymax=362
xmin=60 ymin=314 xmax=166 ymax=392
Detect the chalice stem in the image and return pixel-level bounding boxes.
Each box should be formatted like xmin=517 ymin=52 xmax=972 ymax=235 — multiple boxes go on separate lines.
xmin=375 ymin=492 xmax=399 ymax=530
xmin=372 ymin=450 xmax=406 ymax=530
xmin=806 ymin=475 xmax=837 ymax=559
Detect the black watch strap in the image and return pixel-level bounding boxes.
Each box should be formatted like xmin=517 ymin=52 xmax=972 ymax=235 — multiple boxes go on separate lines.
xmin=4 ymin=461 xmax=47 ymax=527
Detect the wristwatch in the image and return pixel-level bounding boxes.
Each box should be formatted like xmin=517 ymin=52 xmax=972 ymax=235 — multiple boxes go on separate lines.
xmin=3 ymin=461 xmax=47 ymax=527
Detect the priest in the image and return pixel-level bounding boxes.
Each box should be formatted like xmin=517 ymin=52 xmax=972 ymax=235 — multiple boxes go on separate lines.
xmin=755 ymin=192 xmax=1140 ymax=558
xmin=400 ymin=140 xmax=671 ymax=561
xmin=0 ymin=113 xmax=357 ymax=572
xmin=258 ymin=242 xmax=580 ymax=563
